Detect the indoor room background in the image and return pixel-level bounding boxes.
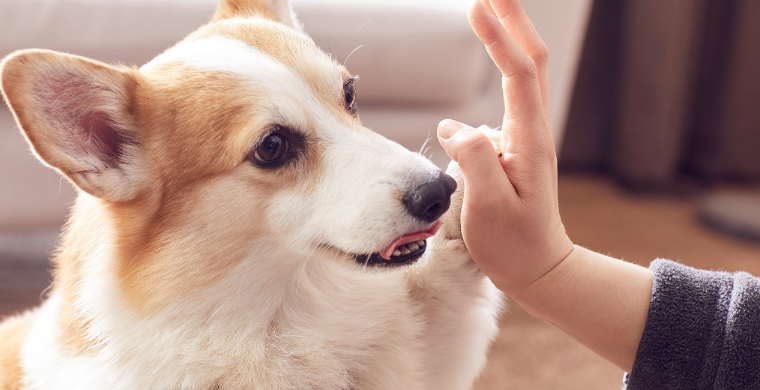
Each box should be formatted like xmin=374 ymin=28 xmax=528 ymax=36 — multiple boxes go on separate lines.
xmin=1 ymin=0 xmax=758 ymax=389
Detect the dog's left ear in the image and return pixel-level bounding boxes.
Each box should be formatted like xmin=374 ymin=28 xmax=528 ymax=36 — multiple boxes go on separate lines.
xmin=213 ymin=0 xmax=301 ymax=30
xmin=1 ymin=50 xmax=147 ymax=202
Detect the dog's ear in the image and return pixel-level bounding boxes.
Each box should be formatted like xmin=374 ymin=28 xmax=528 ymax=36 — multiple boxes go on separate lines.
xmin=213 ymin=0 xmax=301 ymax=30
xmin=1 ymin=50 xmax=147 ymax=202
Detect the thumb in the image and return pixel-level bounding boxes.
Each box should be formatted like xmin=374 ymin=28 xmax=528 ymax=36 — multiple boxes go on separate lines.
xmin=437 ymin=119 xmax=513 ymax=196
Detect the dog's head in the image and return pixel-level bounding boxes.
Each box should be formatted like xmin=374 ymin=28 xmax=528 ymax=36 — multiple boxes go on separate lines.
xmin=1 ymin=0 xmax=456 ymax=309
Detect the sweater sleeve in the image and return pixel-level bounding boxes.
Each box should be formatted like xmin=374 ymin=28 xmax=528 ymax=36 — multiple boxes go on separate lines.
xmin=626 ymin=259 xmax=760 ymax=389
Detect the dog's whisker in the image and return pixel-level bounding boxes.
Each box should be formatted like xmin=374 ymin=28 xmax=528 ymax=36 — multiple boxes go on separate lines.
xmin=356 ymin=20 xmax=372 ymax=34
xmin=343 ymin=44 xmax=364 ymax=67
xmin=419 ymin=130 xmax=434 ymax=154
xmin=297 ymin=245 xmax=320 ymax=284
xmin=39 ymin=283 xmax=53 ymax=302
xmin=127 ymin=247 xmax=148 ymax=269
xmin=259 ymin=80 xmax=286 ymax=123
xmin=419 ymin=138 xmax=431 ymax=155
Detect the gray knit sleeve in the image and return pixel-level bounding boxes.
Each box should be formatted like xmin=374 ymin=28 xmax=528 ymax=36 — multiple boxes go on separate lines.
xmin=626 ymin=259 xmax=760 ymax=389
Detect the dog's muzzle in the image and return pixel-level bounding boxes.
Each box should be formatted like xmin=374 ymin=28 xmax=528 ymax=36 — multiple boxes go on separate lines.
xmin=354 ymin=172 xmax=456 ymax=268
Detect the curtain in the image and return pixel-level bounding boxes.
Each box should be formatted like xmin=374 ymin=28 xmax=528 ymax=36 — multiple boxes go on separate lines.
xmin=560 ymin=0 xmax=760 ymax=190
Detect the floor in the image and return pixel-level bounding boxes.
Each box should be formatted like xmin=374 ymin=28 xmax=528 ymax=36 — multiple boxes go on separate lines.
xmin=2 ymin=175 xmax=760 ymax=389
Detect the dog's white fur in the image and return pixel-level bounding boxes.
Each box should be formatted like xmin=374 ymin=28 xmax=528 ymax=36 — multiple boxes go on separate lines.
xmin=0 ymin=1 xmax=504 ymax=389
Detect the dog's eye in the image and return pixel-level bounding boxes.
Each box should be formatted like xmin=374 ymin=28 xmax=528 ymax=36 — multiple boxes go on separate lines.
xmin=344 ymin=78 xmax=357 ymax=115
xmin=247 ymin=126 xmax=307 ymax=169
xmin=254 ymin=133 xmax=288 ymax=163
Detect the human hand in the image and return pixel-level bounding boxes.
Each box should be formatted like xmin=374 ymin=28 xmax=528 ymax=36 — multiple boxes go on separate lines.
xmin=436 ymin=0 xmax=574 ymax=300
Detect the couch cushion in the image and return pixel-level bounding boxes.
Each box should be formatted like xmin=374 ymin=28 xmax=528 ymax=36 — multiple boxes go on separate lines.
xmin=0 ymin=0 xmax=490 ymax=106
xmin=295 ymin=0 xmax=491 ymax=105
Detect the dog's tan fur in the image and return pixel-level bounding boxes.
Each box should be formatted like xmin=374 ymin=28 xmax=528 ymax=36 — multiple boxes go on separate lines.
xmin=213 ymin=0 xmax=281 ymax=23
xmin=0 ymin=311 xmax=36 ymax=389
xmin=190 ymin=20 xmax=358 ymax=124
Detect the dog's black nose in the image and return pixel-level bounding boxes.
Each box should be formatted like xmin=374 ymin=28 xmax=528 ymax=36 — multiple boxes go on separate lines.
xmin=403 ymin=172 xmax=458 ymax=223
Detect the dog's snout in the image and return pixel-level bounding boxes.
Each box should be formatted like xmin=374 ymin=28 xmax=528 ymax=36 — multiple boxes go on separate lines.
xmin=403 ymin=172 xmax=457 ymax=223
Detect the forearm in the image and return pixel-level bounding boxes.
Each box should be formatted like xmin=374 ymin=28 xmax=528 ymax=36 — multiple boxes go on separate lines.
xmin=512 ymin=245 xmax=653 ymax=371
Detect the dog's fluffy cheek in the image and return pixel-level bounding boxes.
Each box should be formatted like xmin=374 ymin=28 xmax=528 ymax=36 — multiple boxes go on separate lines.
xmin=118 ymin=172 xmax=273 ymax=313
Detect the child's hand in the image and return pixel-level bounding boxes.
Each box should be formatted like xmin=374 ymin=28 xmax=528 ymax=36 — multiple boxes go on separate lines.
xmin=437 ymin=0 xmax=574 ymax=299
xmin=438 ymin=2 xmax=654 ymax=370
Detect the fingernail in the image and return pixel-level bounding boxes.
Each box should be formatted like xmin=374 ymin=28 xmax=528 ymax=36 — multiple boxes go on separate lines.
xmin=438 ymin=119 xmax=466 ymax=140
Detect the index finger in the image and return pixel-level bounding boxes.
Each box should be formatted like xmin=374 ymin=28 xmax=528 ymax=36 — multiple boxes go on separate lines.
xmin=483 ymin=0 xmax=550 ymax=120
xmin=468 ymin=0 xmax=547 ymax=156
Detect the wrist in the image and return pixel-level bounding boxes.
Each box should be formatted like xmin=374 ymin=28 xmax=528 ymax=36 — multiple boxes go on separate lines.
xmin=506 ymin=245 xmax=654 ymax=371
xmin=507 ymin=244 xmax=582 ymax=316
xmin=494 ymin=231 xmax=575 ymax=300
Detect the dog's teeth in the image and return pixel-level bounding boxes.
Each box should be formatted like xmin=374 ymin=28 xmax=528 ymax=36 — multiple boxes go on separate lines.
xmin=417 ymin=240 xmax=425 ymax=246
xmin=392 ymin=249 xmax=401 ymax=257
xmin=401 ymin=247 xmax=411 ymax=255
xmin=408 ymin=243 xmax=419 ymax=251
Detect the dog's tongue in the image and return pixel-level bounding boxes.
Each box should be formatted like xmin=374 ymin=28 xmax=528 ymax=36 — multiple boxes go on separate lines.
xmin=380 ymin=221 xmax=443 ymax=260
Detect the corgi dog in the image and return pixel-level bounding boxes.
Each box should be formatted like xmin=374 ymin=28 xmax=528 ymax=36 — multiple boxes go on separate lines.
xmin=0 ymin=0 xmax=503 ymax=388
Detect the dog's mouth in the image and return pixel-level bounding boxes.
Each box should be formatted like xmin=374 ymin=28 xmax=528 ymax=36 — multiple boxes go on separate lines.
xmin=353 ymin=221 xmax=442 ymax=268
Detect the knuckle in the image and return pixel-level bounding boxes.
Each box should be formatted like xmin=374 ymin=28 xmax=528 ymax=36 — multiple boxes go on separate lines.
xmin=458 ymin=130 xmax=494 ymax=155
xmin=535 ymin=137 xmax=559 ymax=163
xmin=483 ymin=35 xmax=501 ymax=49
xmin=496 ymin=8 xmax=519 ymax=21
xmin=531 ymin=44 xmax=549 ymax=67
xmin=509 ymin=55 xmax=538 ymax=80
xmin=541 ymin=144 xmax=558 ymax=163
xmin=521 ymin=56 xmax=539 ymax=77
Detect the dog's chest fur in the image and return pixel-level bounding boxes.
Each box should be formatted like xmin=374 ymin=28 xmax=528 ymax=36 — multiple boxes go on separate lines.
xmin=21 ymin=248 xmax=431 ymax=389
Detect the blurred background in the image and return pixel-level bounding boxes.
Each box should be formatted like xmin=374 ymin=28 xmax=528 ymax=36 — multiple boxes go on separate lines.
xmin=1 ymin=0 xmax=759 ymax=389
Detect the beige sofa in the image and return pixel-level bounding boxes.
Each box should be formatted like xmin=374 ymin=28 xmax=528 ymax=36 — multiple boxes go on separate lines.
xmin=0 ymin=0 xmax=591 ymax=231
